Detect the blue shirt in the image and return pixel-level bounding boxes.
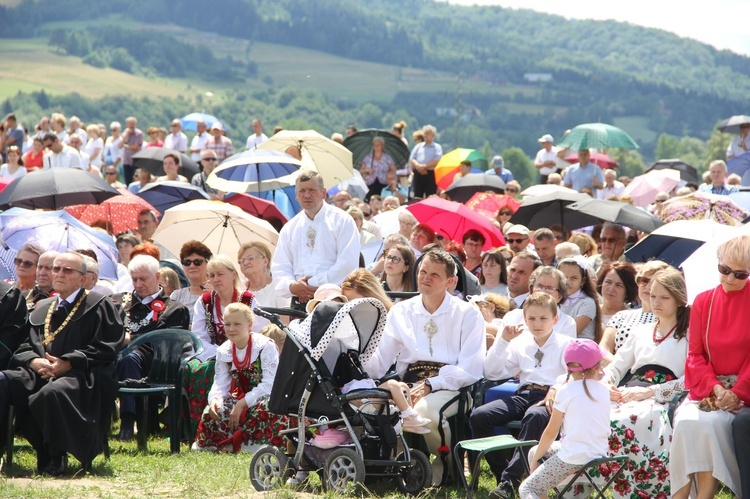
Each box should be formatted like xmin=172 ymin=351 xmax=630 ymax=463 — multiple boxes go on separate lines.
xmin=486 ymin=168 xmax=514 ymax=184
xmin=563 ymin=162 xmax=604 ymax=192
xmin=381 ymin=185 xmax=409 ymax=198
xmin=698 ymin=183 xmax=738 ymax=195
xmin=409 ymin=141 xmax=443 ymax=166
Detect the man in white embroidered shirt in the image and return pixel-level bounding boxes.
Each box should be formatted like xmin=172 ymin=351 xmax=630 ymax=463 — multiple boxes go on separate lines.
xmin=271 ymin=170 xmax=360 ymax=310
xmin=363 ymin=250 xmax=486 ymax=486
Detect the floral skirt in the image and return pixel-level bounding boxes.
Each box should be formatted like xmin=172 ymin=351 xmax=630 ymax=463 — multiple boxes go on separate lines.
xmin=599 ymin=399 xmax=672 ymax=498
xmin=183 ymin=358 xmax=215 ymax=435
xmin=194 ymin=396 xmax=287 ymax=452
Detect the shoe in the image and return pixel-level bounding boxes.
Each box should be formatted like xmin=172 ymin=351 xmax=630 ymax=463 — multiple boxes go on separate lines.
xmin=285 ymin=470 xmax=309 ymax=486
xmin=43 ymin=454 xmax=67 ymax=477
xmin=402 ymin=413 xmax=431 ymax=427
xmin=489 ymin=481 xmax=516 ymax=499
xmin=116 ymin=427 xmax=134 ymax=442
xmin=402 ymin=424 xmax=431 ymax=434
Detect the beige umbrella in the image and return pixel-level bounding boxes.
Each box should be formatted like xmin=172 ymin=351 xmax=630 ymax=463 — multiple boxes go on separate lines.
xmin=257 ymin=130 xmax=353 ymax=189
xmin=152 ymin=200 xmax=278 ymax=270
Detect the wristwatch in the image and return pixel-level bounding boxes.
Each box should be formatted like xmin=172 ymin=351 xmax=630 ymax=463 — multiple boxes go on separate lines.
xmin=424 ymin=379 xmax=432 ymax=390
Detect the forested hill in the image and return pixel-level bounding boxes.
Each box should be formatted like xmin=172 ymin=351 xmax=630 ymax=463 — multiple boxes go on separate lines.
xmin=2 ymin=0 xmax=749 ymax=102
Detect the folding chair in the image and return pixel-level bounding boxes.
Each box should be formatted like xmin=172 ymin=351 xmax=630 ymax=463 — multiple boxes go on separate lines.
xmin=454 ymin=434 xmax=538 ymax=499
xmin=552 ymin=455 xmax=630 ymax=498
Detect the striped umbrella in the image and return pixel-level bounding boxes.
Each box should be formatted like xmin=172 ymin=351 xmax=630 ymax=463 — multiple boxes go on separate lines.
xmin=558 ymin=123 xmax=639 ymax=151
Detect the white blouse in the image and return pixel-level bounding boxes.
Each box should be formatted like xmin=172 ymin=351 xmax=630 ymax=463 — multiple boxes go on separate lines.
xmin=207 ymin=333 xmax=278 ymax=409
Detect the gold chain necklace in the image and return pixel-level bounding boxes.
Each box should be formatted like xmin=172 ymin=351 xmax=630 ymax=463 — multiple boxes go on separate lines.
xmin=42 ymin=292 xmax=87 ymax=346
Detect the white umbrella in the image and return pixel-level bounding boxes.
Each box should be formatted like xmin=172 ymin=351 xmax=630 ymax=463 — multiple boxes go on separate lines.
xmin=519 ymin=184 xmax=576 ymax=198
xmin=257 ymin=130 xmax=353 ymax=189
xmin=328 ymin=170 xmax=368 ymax=200
xmin=372 ymin=206 xmax=409 ymax=238
xmin=152 ymin=200 xmax=278 ymax=272
xmin=206 ymin=149 xmax=302 ymax=194
xmin=680 ymin=223 xmax=749 ymax=303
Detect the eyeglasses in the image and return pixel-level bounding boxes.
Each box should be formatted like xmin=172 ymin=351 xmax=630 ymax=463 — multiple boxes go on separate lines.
xmin=52 ymin=266 xmax=84 ymax=275
xmin=362 ymin=212 xmax=371 ymax=218
xmin=498 ymin=211 xmax=513 ymax=216
xmin=238 ymin=255 xmax=265 ymax=265
xmin=533 ymin=284 xmax=558 ymax=293
xmin=385 ymin=255 xmax=402 ymax=263
xmin=636 ymin=276 xmax=651 ymax=286
xmin=506 ymin=188 xmax=519 ymax=193
xmin=14 ymin=258 xmax=36 ymax=269
xmin=182 ymin=258 xmax=206 ymax=267
xmin=718 ymin=264 xmax=750 ymax=280
xmin=599 ymin=237 xmax=619 ymax=244
xmin=506 ymin=238 xmax=528 ymax=244
xmin=203 ymin=157 xmax=218 ymax=162
xmin=106 ymin=171 xmax=117 ymax=175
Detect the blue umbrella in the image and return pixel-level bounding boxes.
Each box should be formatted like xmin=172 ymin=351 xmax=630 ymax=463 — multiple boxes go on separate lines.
xmin=258 ymin=187 xmax=300 ymax=220
xmin=180 ymin=112 xmax=224 ymax=132
xmin=729 ymin=191 xmax=750 ymax=212
xmin=136 ymin=181 xmax=210 ymax=215
xmin=0 ymin=208 xmax=119 ymax=280
xmin=207 ymin=149 xmax=302 ymax=195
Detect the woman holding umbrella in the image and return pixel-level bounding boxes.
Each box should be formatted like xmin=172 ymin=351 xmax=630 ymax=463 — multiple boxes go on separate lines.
xmin=360 ymin=136 xmax=395 ymax=201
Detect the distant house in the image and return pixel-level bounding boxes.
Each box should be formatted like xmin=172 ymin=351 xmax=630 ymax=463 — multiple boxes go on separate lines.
xmin=435 ymin=104 xmax=482 ymax=119
xmin=524 ymin=73 xmax=553 ymax=83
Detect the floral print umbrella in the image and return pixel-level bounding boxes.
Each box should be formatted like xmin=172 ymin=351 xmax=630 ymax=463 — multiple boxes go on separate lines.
xmin=659 ymin=192 xmax=749 ymax=226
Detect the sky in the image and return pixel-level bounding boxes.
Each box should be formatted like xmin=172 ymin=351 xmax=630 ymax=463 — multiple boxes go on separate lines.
xmin=445 ymin=0 xmax=750 ymax=56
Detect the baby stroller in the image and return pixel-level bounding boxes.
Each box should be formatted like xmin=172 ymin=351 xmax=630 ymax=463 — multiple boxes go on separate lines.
xmin=250 ymin=298 xmax=432 ymax=494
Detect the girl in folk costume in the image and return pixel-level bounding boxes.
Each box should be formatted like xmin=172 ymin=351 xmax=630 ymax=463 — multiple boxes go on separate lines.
xmin=194 ymin=303 xmax=287 ymax=451
xmin=519 ymin=339 xmax=610 ymax=499
xmin=184 ymin=255 xmax=266 ymax=433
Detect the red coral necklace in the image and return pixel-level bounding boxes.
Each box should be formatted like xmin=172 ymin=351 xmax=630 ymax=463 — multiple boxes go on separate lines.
xmin=232 ymin=335 xmax=253 ymax=370
xmin=652 ymin=320 xmax=677 ymax=345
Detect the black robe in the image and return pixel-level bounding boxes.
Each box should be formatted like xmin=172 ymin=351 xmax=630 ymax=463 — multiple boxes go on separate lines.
xmin=0 ymin=281 xmax=28 ymax=370
xmin=3 ymin=291 xmax=124 ymax=464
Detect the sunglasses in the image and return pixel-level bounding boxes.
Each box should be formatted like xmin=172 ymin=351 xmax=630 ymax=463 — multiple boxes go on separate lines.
xmin=52 ymin=266 xmax=84 ymax=275
xmin=506 ymin=238 xmax=527 ymax=244
xmin=636 ymin=276 xmax=651 ymax=286
xmin=599 ymin=237 xmax=619 ymax=244
xmin=203 ymin=157 xmax=218 ymax=162
xmin=14 ymin=258 xmax=36 ymax=269
xmin=718 ymin=264 xmax=750 ymax=280
xmin=506 ymin=188 xmax=519 ymax=193
xmin=363 ymin=212 xmax=371 ymax=218
xmin=498 ymin=211 xmax=513 ymax=216
xmin=238 ymin=255 xmax=265 ymax=265
xmin=385 ymin=255 xmax=402 ymax=263
xmin=182 ymin=258 xmax=206 ymax=267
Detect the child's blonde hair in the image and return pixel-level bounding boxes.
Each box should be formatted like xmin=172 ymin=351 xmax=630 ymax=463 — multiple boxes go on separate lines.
xmin=223 ymin=302 xmax=254 ymax=325
xmin=260 ymin=323 xmax=286 ymax=349
xmin=522 ymin=292 xmax=557 ymax=316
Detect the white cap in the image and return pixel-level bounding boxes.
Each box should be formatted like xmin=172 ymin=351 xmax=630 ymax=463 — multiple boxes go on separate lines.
xmin=506 ymin=224 xmax=530 ymax=236
xmin=537 ymin=134 xmax=554 ymax=143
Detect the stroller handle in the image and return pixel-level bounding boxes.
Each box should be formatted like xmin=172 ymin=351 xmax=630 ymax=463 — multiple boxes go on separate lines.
xmin=253 ymin=307 xmax=285 ymax=328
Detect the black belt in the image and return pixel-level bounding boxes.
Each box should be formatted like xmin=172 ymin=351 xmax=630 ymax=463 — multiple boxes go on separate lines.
xmin=518 ymin=383 xmax=551 ymax=393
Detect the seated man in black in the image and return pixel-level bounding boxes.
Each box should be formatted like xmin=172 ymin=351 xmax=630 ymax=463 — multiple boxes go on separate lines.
xmin=0 ymin=251 xmax=124 ymax=475
xmin=110 ymin=254 xmax=190 ymax=441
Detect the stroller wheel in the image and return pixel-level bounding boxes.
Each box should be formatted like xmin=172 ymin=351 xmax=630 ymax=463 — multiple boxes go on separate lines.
xmin=324 ymin=448 xmax=365 ymax=493
xmin=249 ymin=445 xmax=290 ymax=491
xmin=395 ymin=449 xmax=432 ymax=495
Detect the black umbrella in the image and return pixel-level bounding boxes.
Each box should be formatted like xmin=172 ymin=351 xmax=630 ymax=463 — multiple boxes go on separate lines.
xmin=0 ymin=169 xmax=120 ymax=210
xmin=135 ymin=181 xmax=210 ymax=215
xmin=509 ymin=191 xmax=589 ymax=230
xmin=565 ymin=198 xmax=665 ymax=233
xmin=444 ymin=173 xmax=506 ymax=203
xmin=717 ymin=115 xmax=750 ymax=134
xmin=132 ymin=147 xmax=200 ymax=178
xmin=343 ymin=129 xmax=410 ymax=169
xmin=646 ymin=159 xmax=699 ymax=184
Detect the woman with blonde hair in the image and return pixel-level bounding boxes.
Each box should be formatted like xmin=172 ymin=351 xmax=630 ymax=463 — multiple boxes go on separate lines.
xmin=237 ymin=241 xmax=289 ymax=309
xmin=341 ymin=268 xmax=394 ymax=312
xmin=391 ymin=120 xmax=408 ymax=147
xmin=568 ymin=233 xmax=598 ymax=258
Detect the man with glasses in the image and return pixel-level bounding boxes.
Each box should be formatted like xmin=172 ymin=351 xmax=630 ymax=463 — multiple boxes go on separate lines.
xmin=104 ymin=165 xmax=126 ymax=189
xmin=588 ymin=223 xmax=627 ymax=273
xmin=118 ymin=116 xmax=143 ymax=185
xmin=111 ymin=255 xmax=189 ymax=441
xmin=164 ymin=119 xmax=188 ymax=153
xmin=137 ymin=209 xmax=159 ymax=242
xmin=191 ymin=149 xmax=222 ymax=200
xmin=505 ymin=224 xmax=531 ymax=254
xmin=0 ymin=251 xmax=124 ymax=475
xmin=41 ymin=132 xmax=82 ymax=170
xmin=26 ymin=251 xmax=60 ymax=310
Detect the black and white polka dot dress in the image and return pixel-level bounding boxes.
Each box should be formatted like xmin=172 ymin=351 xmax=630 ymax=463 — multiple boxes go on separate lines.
xmin=606 ymin=309 xmax=656 ymax=352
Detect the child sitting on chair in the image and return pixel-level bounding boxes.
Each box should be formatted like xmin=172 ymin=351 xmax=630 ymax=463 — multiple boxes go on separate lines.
xmin=518 ymin=339 xmax=609 ymax=499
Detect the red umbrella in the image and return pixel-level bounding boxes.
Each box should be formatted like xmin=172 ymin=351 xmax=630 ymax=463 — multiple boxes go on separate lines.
xmin=65 ymin=189 xmax=160 ymax=235
xmin=466 ymin=192 xmax=521 ymax=222
xmin=564 ymin=152 xmax=618 ymax=170
xmin=406 ymin=197 xmax=505 ymax=250
xmin=0 ymin=178 xmax=13 ymax=194
xmin=224 ymin=193 xmax=289 ymax=232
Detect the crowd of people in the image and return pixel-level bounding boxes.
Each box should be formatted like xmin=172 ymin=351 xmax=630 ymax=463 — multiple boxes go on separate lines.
xmin=0 ymin=110 xmax=749 ymax=499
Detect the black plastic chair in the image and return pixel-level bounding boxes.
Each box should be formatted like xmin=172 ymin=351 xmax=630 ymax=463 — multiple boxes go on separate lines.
xmin=117 ymin=329 xmax=203 ymax=453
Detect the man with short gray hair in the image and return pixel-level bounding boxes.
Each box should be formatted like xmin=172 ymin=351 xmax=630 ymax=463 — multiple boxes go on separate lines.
xmin=409 ymin=125 xmax=443 ymax=198
xmin=596 ymin=168 xmax=625 ymax=200
xmin=699 ymin=159 xmax=738 ymax=195
xmin=164 ymin=119 xmax=188 ymax=153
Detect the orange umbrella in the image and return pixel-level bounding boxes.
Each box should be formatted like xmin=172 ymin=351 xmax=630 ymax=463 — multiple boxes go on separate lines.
xmin=466 ymin=192 xmax=521 ymax=221
xmin=65 ymin=189 xmax=160 ymax=234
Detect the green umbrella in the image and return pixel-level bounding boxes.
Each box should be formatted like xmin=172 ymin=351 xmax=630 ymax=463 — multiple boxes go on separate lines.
xmin=343 ymin=129 xmax=410 ymax=169
xmin=558 ymin=123 xmax=639 ymax=151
